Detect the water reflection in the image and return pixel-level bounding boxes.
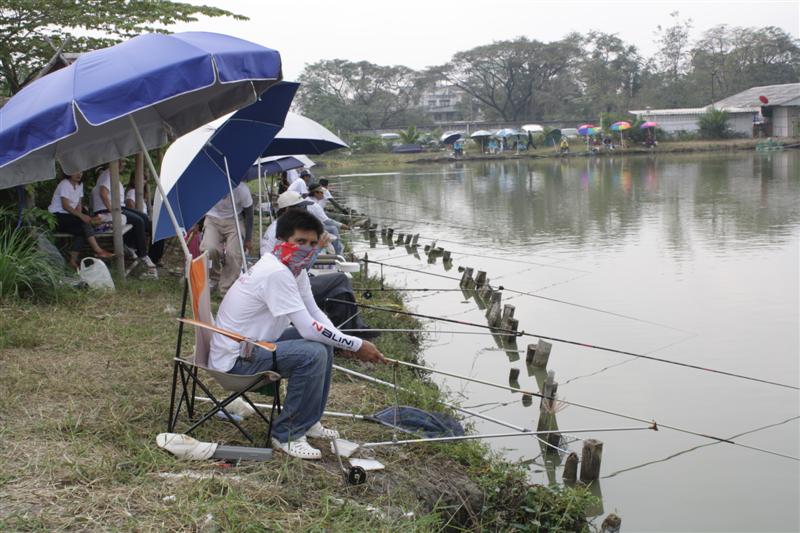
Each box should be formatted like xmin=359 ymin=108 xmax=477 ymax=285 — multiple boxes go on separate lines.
xmin=343 ymin=152 xmax=800 ymax=255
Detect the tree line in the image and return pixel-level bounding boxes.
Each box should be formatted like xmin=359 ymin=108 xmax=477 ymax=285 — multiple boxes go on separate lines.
xmin=296 ymin=13 xmax=799 ymax=131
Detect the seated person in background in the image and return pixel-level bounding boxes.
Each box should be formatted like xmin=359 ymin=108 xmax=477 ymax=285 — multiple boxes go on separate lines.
xmin=559 ymin=136 xmax=570 ymax=153
xmin=318 ymin=178 xmax=348 ymax=214
xmin=200 ymin=181 xmax=254 ymax=296
xmin=125 ymin=174 xmax=165 ymax=266
xmin=277 ymin=171 xmax=290 ymax=195
xmin=287 ymin=169 xmax=311 ymax=196
xmin=209 ymin=210 xmax=386 ymax=459
xmin=49 ymin=171 xmax=114 ymax=269
xmin=306 ymin=182 xmax=347 ymax=256
xmin=91 ymin=164 xmax=157 ymax=278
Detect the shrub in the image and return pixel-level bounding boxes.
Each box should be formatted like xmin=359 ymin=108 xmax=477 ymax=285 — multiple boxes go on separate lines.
xmin=0 ymin=226 xmax=64 ymax=301
xmin=347 ymin=134 xmax=389 ymax=154
xmin=399 ymin=126 xmax=422 ymax=144
xmin=698 ymin=108 xmax=732 ymax=139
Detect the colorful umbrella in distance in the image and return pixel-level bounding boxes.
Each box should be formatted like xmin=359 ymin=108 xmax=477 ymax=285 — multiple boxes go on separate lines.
xmin=641 ymin=121 xmax=658 ymax=129
xmin=577 ymin=124 xmax=596 ymax=135
xmin=610 ymin=121 xmax=631 ymax=131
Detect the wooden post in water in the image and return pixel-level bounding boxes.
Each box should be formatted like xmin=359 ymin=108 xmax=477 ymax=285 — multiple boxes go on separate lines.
xmin=527 ymin=340 xmax=553 ymax=368
xmin=386 ymin=228 xmax=394 ymax=240
xmin=580 ymin=439 xmax=603 ymax=482
xmin=404 ymin=234 xmax=412 ymax=245
xmin=411 ymin=234 xmax=419 ymax=246
xmin=563 ymin=452 xmax=579 ymax=482
xmin=442 ymin=250 xmax=451 ymax=262
xmin=508 ymin=368 xmax=520 ymax=388
xmin=396 ymin=232 xmax=405 ymax=245
xmin=506 ymin=318 xmax=519 ymax=332
xmin=500 ymin=304 xmax=515 ymax=329
xmin=474 ymin=270 xmax=487 ymax=288
xmin=381 ymin=228 xmax=387 ymax=237
xmin=460 ymin=267 xmax=474 ymax=289
xmin=487 ymin=291 xmax=502 ymax=326
xmin=363 ymin=252 xmax=368 ymax=280
xmin=537 ymin=370 xmax=561 ymax=448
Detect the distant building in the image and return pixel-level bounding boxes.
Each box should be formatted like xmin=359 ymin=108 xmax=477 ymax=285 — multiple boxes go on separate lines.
xmin=630 ymin=83 xmax=800 ymax=138
xmin=419 ymin=83 xmax=471 ymax=124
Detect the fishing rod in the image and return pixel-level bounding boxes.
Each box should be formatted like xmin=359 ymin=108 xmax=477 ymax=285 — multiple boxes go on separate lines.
xmin=383 ymin=357 xmax=800 ymax=461
xmin=333 ymin=364 xmax=571 ymax=454
xmin=359 ymin=426 xmax=654 ymax=449
xmin=329 ymin=298 xmax=799 ymax=392
xmin=341 ymin=328 xmax=519 ymax=337
xmin=360 ymin=258 xmax=691 ymax=333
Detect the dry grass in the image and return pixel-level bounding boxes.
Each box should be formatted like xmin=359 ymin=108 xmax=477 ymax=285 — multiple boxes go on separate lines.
xmin=0 ymin=272 xmax=494 ymax=532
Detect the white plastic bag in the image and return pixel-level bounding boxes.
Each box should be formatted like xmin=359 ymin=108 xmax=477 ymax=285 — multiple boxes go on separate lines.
xmin=79 ymin=257 xmax=115 ymax=290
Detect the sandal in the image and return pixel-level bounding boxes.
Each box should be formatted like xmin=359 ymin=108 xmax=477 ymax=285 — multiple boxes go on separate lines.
xmin=96 ymin=250 xmax=115 ymax=259
xmin=305 ymin=422 xmax=340 ymax=440
xmin=271 ymin=436 xmax=322 ymax=460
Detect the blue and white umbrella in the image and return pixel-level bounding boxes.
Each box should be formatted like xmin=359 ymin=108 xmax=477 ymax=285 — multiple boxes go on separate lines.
xmin=152 ymin=82 xmax=297 ymax=242
xmin=260 ymin=112 xmax=348 ymax=156
xmin=243 ymin=155 xmax=314 ymax=180
xmin=0 ymin=31 xmax=282 ymax=262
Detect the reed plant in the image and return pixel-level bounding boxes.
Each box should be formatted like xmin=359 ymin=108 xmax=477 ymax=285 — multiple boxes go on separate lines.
xmin=0 ymin=226 xmax=63 ymax=300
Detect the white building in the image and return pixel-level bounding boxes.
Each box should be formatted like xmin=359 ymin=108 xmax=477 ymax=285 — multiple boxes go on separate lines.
xmin=630 ymin=83 xmax=800 ymax=138
xmin=419 ymin=82 xmax=469 ymax=123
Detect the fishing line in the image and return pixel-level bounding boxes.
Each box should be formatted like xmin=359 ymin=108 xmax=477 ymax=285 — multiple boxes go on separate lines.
xmin=383 ymin=357 xmax=800 ymax=461
xmin=602 ymin=415 xmax=800 ymax=479
xmin=341 ymin=328 xmax=518 ymax=337
xmin=330 ymin=299 xmax=799 ymax=392
xmin=357 ymin=259 xmax=691 ymax=334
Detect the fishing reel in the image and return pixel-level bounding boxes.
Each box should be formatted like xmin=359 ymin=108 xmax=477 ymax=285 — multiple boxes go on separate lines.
xmin=347 ymin=465 xmax=367 ymax=485
xmin=362 ymin=290 xmax=373 ymax=300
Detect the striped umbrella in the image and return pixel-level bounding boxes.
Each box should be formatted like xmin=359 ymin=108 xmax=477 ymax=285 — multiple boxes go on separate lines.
xmin=610 ymin=121 xmax=631 ymax=131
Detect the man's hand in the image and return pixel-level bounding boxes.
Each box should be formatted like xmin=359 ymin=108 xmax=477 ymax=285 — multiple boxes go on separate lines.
xmin=341 ymin=224 xmax=350 ymax=231
xmin=353 ymin=340 xmax=387 ymax=364
xmin=244 ymin=240 xmax=251 ymax=253
xmin=319 ymin=232 xmax=333 ymax=250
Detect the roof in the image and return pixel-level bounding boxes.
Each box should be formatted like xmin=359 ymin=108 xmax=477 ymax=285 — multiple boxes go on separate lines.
xmin=629 ymin=106 xmax=758 ymax=116
xmin=713 ymin=83 xmax=800 ymax=108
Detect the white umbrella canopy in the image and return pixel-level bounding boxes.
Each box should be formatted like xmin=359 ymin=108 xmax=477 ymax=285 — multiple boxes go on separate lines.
xmin=522 ymin=124 xmax=544 ymax=133
xmin=380 ymin=133 xmax=400 ymax=140
xmin=261 ymin=112 xmax=348 ymax=156
xmin=470 ymin=130 xmax=494 ymax=138
xmin=254 ymin=154 xmax=315 ymax=168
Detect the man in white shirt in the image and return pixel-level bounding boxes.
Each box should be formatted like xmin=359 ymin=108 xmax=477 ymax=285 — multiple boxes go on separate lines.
xmin=285 ymin=167 xmax=300 ymax=185
xmin=211 ymin=210 xmax=386 ymax=459
xmin=200 ymin=182 xmax=254 ymax=296
xmin=306 ymin=183 xmax=347 ymax=255
xmin=286 ymin=169 xmax=311 ymax=196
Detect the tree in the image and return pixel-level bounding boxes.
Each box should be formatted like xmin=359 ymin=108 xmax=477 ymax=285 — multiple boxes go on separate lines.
xmin=698 ymin=108 xmax=731 ymax=139
xmin=575 ymin=31 xmax=642 ymax=116
xmin=690 ymin=25 xmax=800 ymax=102
xmin=398 ymin=126 xmax=421 ymax=144
xmin=0 ymin=0 xmax=244 ymax=96
xmin=431 ymin=37 xmax=581 ymax=121
xmin=651 ymin=11 xmax=694 ymax=107
xmin=296 ymin=59 xmax=427 ymax=131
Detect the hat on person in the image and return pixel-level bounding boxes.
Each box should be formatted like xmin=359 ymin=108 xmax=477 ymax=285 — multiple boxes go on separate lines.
xmin=307 ymin=182 xmax=323 ymax=194
xmin=277 ymin=191 xmax=312 ymax=210
xmin=300 ymin=169 xmax=312 ymax=178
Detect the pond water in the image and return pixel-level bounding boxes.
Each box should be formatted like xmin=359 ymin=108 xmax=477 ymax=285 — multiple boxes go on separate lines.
xmin=336 ymin=151 xmax=800 ymax=532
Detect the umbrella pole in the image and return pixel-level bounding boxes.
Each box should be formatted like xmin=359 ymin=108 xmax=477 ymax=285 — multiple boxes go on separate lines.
xmin=257 ymin=160 xmax=262 ymax=251
xmin=223 ymin=156 xmax=248 ymax=274
xmin=127 ymin=116 xmax=192 ymax=264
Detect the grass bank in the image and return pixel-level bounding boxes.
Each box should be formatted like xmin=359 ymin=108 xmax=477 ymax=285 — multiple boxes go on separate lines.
xmin=0 ymin=261 xmax=598 ymax=531
xmin=316 ymin=137 xmax=800 ymax=171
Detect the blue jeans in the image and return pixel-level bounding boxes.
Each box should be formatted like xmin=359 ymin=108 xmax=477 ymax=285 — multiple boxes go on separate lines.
xmin=324 ymin=221 xmax=343 ymax=255
xmin=228 ymin=328 xmax=333 ymax=443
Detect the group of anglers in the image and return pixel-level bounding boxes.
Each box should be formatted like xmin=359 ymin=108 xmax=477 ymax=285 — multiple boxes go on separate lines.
xmin=51 ymin=163 xmax=382 ymax=459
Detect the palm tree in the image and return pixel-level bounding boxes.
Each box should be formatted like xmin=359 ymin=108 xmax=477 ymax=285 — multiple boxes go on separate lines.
xmin=399 ymin=125 xmax=422 ymax=144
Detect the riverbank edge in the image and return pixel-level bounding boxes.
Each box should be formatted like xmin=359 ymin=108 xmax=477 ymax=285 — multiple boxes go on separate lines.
xmin=315 ymin=137 xmax=800 ymax=170
xmin=0 ymin=262 xmax=597 ymax=531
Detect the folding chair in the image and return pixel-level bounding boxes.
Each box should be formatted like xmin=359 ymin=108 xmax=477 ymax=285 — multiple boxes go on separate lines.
xmin=167 ymin=252 xmax=282 ymax=446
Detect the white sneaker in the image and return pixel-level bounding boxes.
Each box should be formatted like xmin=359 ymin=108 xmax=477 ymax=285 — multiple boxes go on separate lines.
xmin=305 ymin=422 xmax=340 ymax=439
xmin=270 ymin=436 xmax=322 ymax=460
xmin=140 ymin=256 xmax=157 ymax=269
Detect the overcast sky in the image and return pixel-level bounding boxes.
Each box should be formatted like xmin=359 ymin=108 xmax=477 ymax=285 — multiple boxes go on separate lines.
xmin=171 ymin=0 xmax=800 ymax=80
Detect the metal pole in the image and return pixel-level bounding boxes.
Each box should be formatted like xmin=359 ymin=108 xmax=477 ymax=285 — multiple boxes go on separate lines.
xmin=257 ymin=159 xmax=262 ymax=249
xmin=223 ymin=156 xmax=248 ymax=274
xmin=127 ymin=115 xmax=192 ymax=263
xmin=361 ymin=426 xmax=651 ymax=448
xmin=109 ymin=160 xmax=125 ymax=278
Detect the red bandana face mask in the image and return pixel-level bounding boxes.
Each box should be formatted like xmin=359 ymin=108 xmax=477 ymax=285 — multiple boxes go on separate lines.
xmin=272 ymin=241 xmax=318 ymax=276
